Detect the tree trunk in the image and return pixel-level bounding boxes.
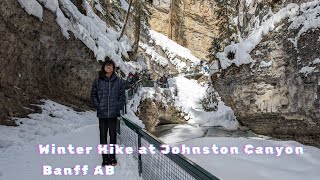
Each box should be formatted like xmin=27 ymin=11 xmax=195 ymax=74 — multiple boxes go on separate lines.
xmin=133 ymin=0 xmax=141 ymax=56
xmin=168 ymin=0 xmax=175 ymax=39
xmin=118 ymin=0 xmax=134 ymax=40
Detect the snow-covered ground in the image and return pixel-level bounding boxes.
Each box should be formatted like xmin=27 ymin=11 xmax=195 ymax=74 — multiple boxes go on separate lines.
xmin=180 ymin=137 xmax=320 ymax=180
xmin=0 ymin=100 xmax=141 ymax=180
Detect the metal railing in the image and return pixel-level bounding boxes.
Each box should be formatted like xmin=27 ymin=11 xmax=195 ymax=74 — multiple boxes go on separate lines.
xmin=123 ymin=80 xmax=142 ymax=114
xmin=117 ymin=117 xmax=220 ymax=180
xmin=141 ymin=80 xmax=155 ymax=87
xmin=125 ymin=80 xmax=142 ymax=100
xmin=155 ymin=81 xmax=169 ymax=88
xmin=184 ymin=66 xmax=202 ymax=75
xmin=118 ymin=80 xmax=220 ymax=180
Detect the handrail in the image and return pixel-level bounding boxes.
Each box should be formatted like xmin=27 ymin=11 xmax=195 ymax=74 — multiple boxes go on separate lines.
xmin=119 ymin=116 xmax=220 ymax=180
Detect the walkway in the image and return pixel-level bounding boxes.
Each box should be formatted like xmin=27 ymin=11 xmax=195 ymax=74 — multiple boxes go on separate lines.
xmin=0 ymin=124 xmax=142 ymax=180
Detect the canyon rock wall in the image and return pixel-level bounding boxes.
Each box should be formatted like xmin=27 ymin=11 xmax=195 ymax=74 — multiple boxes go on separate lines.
xmin=213 ymin=0 xmax=320 ymax=147
xmin=0 ymin=0 xmax=100 ymax=124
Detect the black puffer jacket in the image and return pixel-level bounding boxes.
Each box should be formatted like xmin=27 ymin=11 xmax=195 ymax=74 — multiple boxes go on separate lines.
xmin=91 ymin=72 xmax=126 ymax=118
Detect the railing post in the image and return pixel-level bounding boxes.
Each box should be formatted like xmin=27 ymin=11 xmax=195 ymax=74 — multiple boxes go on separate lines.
xmin=138 ymin=133 xmax=142 ymax=176
xmin=125 ymin=90 xmax=129 ymax=100
xmin=125 ymin=90 xmax=129 ymax=113
xmin=117 ymin=117 xmax=121 ymax=136
xmin=130 ymin=88 xmax=134 ymax=97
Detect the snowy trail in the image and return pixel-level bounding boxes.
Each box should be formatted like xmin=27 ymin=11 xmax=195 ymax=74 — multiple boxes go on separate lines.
xmin=0 ymin=124 xmax=141 ymax=180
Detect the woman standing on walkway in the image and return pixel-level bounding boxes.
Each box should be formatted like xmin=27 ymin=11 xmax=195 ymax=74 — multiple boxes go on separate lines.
xmin=90 ymin=58 xmax=126 ymax=166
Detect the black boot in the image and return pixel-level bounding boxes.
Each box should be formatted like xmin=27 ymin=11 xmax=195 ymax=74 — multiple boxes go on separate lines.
xmin=102 ymin=156 xmax=110 ymax=166
xmin=110 ymin=158 xmax=117 ymax=166
xmin=109 ymin=153 xmax=117 ymax=166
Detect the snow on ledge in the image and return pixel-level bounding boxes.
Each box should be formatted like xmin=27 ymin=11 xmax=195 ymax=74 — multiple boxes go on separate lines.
xmin=17 ymin=0 xmax=146 ymax=75
xmin=289 ymin=1 xmax=320 ymax=47
xmin=259 ymin=60 xmax=273 ymax=68
xmin=299 ymin=66 xmax=317 ymax=76
xmin=313 ymin=58 xmax=320 ymax=64
xmin=95 ymin=0 xmax=106 ymax=15
xmin=217 ymin=0 xmax=320 ymax=71
xmin=140 ymin=42 xmax=169 ymax=67
xmin=119 ymin=0 xmax=129 ymax=11
xmin=148 ymin=29 xmax=201 ymax=70
xmin=17 ymin=0 xmax=43 ymax=21
xmin=217 ymin=3 xmax=299 ymax=70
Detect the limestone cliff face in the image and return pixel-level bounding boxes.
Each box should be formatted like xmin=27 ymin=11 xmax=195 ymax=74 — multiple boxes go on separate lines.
xmin=0 ymin=0 xmax=100 ymax=125
xmin=212 ymin=0 xmax=320 ymax=147
xmin=147 ymin=0 xmax=218 ymax=60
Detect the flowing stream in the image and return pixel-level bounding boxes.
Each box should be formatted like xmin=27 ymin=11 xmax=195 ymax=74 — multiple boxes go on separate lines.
xmin=153 ymin=123 xmax=268 ymax=144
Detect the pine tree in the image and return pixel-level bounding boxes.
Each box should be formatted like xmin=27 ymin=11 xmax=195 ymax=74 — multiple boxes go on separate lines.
xmin=207 ymin=0 xmax=238 ymax=62
xmin=207 ymin=37 xmax=222 ymax=62
xmin=116 ymin=0 xmax=156 ymax=58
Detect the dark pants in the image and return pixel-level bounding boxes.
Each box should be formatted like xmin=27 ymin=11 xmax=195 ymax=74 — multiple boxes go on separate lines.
xmin=99 ymin=118 xmax=118 ymax=160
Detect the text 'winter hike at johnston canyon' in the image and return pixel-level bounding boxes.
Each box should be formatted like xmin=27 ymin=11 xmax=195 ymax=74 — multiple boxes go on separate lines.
xmin=38 ymin=144 xmax=304 ymax=157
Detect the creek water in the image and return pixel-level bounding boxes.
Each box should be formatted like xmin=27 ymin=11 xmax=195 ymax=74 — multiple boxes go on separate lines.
xmin=153 ymin=123 xmax=268 ymax=144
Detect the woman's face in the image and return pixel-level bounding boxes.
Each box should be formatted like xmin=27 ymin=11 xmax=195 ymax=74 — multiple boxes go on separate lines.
xmin=104 ymin=63 xmax=113 ymax=74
